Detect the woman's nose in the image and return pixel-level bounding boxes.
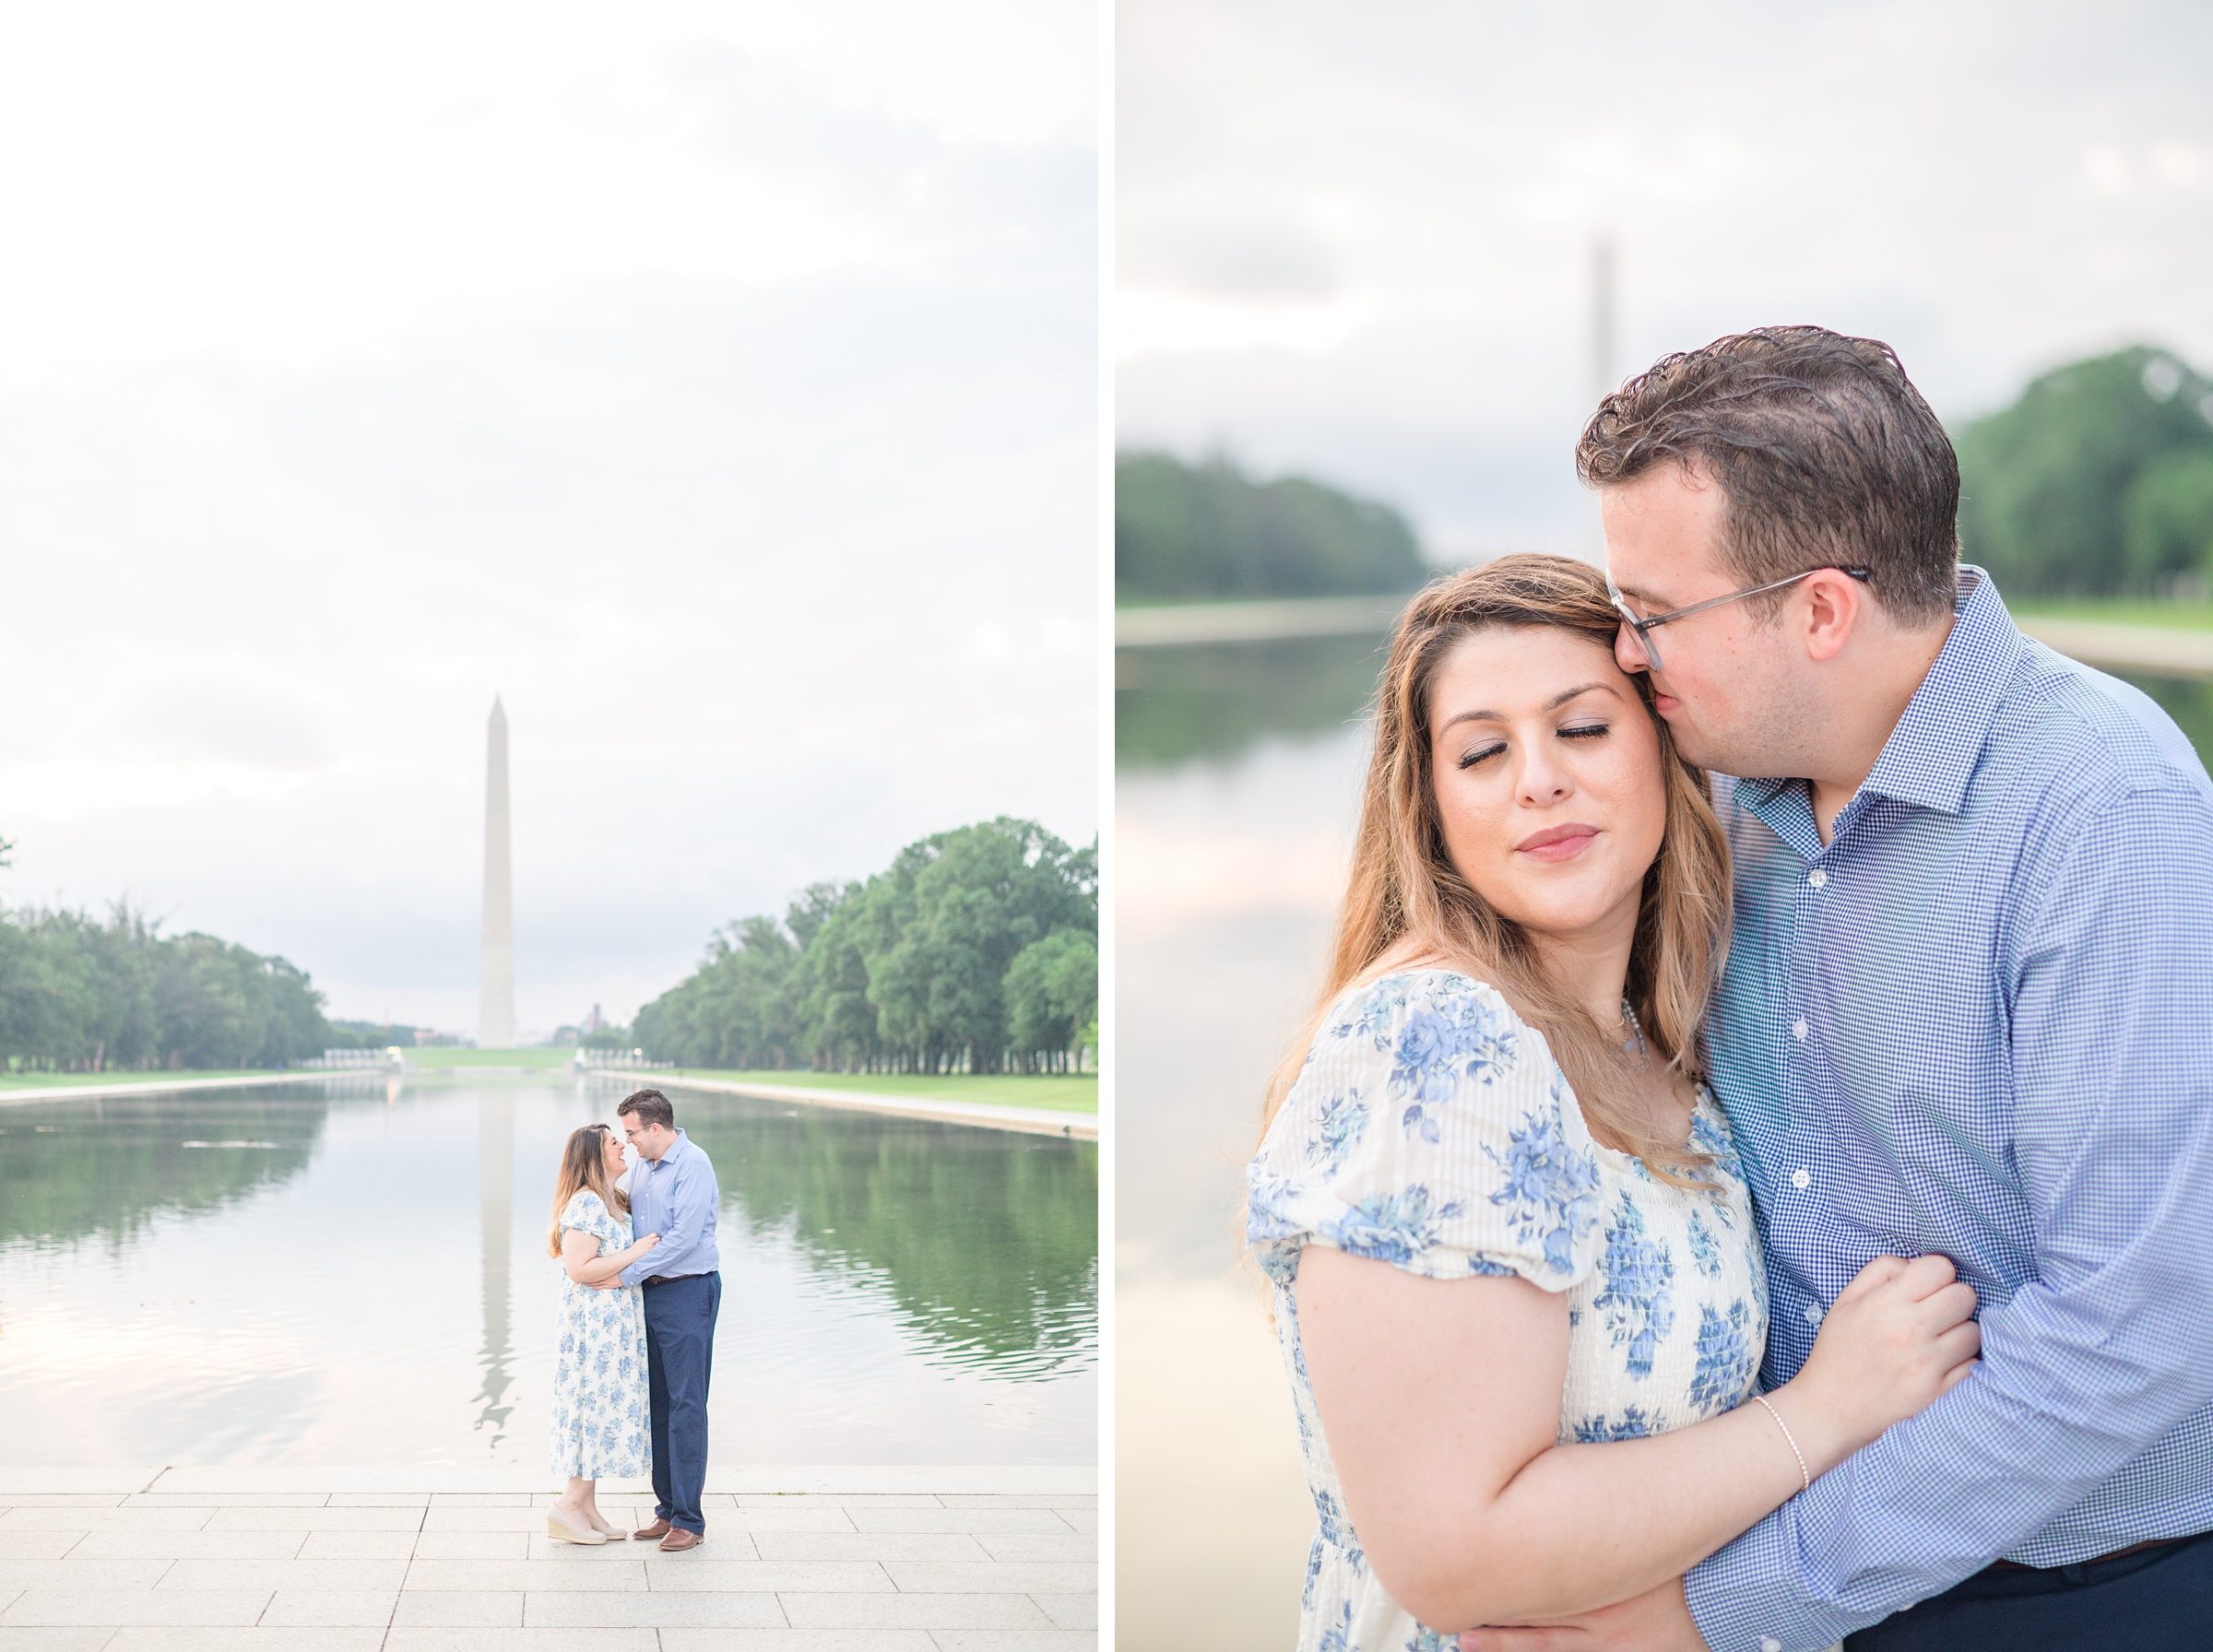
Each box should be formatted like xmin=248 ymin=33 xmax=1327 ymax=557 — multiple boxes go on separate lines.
xmin=1515 ymin=749 xmax=1573 ymax=805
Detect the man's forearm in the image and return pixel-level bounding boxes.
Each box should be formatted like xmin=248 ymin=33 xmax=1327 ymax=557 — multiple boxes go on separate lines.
xmin=1687 ymin=1287 xmax=2213 ymax=1650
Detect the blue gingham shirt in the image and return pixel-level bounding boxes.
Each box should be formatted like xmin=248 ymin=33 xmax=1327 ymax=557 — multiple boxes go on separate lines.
xmin=617 ymin=1128 xmax=720 ymax=1286
xmin=1684 ymin=571 xmax=2213 ymax=1652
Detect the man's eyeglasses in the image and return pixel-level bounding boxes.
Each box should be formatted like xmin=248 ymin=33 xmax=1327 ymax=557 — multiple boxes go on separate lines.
xmin=1607 ymin=566 xmax=1872 ymax=673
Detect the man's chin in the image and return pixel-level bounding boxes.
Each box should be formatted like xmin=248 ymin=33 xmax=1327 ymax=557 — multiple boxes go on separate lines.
xmin=1657 ymin=711 xmax=1732 ymax=773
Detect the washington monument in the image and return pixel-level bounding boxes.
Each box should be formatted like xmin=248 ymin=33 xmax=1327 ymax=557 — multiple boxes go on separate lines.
xmin=479 ymin=697 xmax=515 ymax=1048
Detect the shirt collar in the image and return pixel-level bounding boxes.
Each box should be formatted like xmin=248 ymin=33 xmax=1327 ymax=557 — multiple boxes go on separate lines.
xmin=645 ymin=1128 xmax=689 ymax=1174
xmin=1735 ymin=568 xmax=2024 ymax=845
xmin=1852 ymin=569 xmax=2024 ymax=816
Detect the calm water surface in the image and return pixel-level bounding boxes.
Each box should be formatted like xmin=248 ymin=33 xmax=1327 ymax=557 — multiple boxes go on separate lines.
xmin=1116 ymin=630 xmax=2213 ymax=1652
xmin=0 ymin=1076 xmax=1096 ymax=1465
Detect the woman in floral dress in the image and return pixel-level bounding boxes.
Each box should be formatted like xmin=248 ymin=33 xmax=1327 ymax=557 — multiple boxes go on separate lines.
xmin=544 ymin=1122 xmax=658 ymax=1544
xmin=1247 ymin=558 xmax=1982 ymax=1650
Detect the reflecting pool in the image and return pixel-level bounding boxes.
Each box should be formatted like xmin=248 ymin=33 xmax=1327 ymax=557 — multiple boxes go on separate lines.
xmin=0 ymin=1076 xmax=1096 ymax=1465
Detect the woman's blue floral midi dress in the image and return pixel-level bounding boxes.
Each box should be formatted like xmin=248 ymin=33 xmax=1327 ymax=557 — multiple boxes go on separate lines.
xmin=549 ymin=1188 xmax=652 ymax=1479
xmin=1247 ymin=970 xmax=1769 ymax=1652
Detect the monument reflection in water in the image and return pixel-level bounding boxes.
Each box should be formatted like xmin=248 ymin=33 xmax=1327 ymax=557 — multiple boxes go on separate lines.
xmin=0 ymin=1076 xmax=1095 ymax=1465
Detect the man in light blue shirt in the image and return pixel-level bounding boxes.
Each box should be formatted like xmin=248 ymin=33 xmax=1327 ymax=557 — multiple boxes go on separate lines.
xmin=1465 ymin=328 xmax=2213 ymax=1651
xmin=616 ymin=1088 xmax=720 ymax=1552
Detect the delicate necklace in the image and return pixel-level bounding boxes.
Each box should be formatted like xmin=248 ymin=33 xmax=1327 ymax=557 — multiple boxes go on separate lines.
xmin=1620 ymin=998 xmax=1650 ymax=1068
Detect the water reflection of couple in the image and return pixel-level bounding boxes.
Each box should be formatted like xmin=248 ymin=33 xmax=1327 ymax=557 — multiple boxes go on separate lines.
xmin=542 ymin=1088 xmax=723 ymax=1553
xmin=1250 ymin=328 xmax=2213 ymax=1652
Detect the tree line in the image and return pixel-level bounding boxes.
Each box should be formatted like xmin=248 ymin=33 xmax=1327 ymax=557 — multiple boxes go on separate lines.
xmin=633 ymin=816 xmax=1098 ymax=1075
xmin=1117 ymin=449 xmax=1430 ymax=603
xmin=0 ymin=903 xmax=337 ymax=1073
xmin=1956 ymin=344 xmax=2213 ymax=597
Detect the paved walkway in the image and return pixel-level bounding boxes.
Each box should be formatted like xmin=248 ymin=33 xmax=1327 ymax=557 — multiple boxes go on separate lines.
xmin=632 ymin=1076 xmax=1099 ymax=1142
xmin=0 ymin=1465 xmax=1096 ymax=1650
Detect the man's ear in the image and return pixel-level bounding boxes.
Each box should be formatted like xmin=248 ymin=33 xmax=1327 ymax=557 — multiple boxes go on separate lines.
xmin=1801 ymin=570 xmax=1864 ymax=664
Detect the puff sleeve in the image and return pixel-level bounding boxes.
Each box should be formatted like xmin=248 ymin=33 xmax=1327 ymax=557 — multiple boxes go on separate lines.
xmin=559 ymin=1189 xmax=608 ymax=1245
xmin=1246 ymin=970 xmax=1604 ymax=1290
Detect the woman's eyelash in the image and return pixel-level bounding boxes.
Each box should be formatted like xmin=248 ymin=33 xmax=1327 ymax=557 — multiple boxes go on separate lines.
xmin=1455 ymin=724 xmax=1607 ymax=768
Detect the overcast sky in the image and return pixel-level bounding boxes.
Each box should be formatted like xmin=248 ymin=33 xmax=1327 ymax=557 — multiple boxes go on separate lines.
xmin=0 ymin=1 xmax=1096 ymax=1038
xmin=1118 ymin=0 xmax=2213 ymax=562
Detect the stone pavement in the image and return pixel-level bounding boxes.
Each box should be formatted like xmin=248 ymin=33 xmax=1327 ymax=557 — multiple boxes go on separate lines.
xmin=0 ymin=1465 xmax=1097 ymax=1651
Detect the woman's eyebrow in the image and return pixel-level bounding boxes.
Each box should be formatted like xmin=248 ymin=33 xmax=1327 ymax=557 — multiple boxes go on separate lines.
xmin=1547 ymin=681 xmax=1617 ymax=710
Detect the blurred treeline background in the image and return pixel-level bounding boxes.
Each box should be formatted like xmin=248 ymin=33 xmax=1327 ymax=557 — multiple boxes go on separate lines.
xmin=0 ymin=900 xmax=349 ymax=1073
xmin=1116 ymin=450 xmax=1429 ymax=602
xmin=633 ymin=816 xmax=1099 ymax=1076
xmin=1118 ymin=342 xmax=2213 ymax=604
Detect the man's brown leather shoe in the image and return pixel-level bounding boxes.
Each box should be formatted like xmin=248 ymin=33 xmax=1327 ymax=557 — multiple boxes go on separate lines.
xmin=657 ymin=1527 xmax=703 ymax=1552
xmin=632 ymin=1518 xmax=670 ymax=1541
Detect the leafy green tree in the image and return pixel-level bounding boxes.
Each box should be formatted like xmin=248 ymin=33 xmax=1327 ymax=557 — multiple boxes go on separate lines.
xmin=1003 ymin=929 xmax=1097 ymax=1071
xmin=1955 ymin=347 xmax=2213 ymax=596
xmin=634 ymin=817 xmax=1098 ymax=1076
xmin=867 ymin=820 xmax=1096 ymax=1074
xmin=2124 ymin=449 xmax=2213 ymax=586
xmin=0 ymin=903 xmax=331 ymax=1072
xmin=786 ymin=882 xmax=882 ymax=1071
xmin=1117 ymin=449 xmax=1429 ymax=602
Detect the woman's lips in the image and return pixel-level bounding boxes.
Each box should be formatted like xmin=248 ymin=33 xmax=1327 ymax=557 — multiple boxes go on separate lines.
xmin=1516 ymin=823 xmax=1599 ymax=862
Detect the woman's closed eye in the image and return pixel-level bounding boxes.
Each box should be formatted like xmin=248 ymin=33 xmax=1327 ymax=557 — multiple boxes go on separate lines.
xmin=1456 ymin=740 xmax=1509 ymax=771
xmin=1558 ymin=722 xmax=1610 ymax=741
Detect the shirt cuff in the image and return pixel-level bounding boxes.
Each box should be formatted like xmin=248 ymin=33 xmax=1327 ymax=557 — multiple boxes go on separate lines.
xmin=1685 ymin=1505 xmax=1864 ymax=1652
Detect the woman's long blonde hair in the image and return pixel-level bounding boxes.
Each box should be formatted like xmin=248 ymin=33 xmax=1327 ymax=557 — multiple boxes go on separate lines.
xmin=1264 ymin=554 xmax=1733 ymax=1180
xmin=547 ymin=1123 xmax=631 ymax=1259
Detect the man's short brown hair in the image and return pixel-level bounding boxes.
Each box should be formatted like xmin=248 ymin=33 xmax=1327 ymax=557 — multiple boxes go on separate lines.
xmin=1578 ymin=325 xmax=1960 ymax=624
xmin=617 ymin=1089 xmax=675 ymax=1131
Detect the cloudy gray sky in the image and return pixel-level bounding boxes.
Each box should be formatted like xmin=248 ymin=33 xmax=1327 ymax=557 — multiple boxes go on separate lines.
xmin=1118 ymin=0 xmax=2213 ymax=561
xmin=0 ymin=0 xmax=1096 ymax=1038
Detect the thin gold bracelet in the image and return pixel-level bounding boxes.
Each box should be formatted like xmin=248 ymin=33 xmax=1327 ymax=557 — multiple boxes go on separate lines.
xmin=1753 ymin=1395 xmax=1811 ymax=1493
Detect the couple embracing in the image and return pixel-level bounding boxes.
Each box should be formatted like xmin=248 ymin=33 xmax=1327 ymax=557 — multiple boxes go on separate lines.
xmin=541 ymin=1088 xmax=723 ymax=1552
xmin=1249 ymin=328 xmax=2213 ymax=1651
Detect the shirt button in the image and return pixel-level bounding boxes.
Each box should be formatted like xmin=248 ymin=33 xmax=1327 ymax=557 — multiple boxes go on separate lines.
xmin=1802 ymin=1304 xmax=1824 ymax=1327
xmin=1791 ymin=1019 xmax=1808 ymax=1041
xmin=1762 ymin=1639 xmax=1784 ymax=1652
xmin=1791 ymin=1168 xmax=1811 ymax=1190
xmin=1808 ymin=867 xmax=1828 ymax=889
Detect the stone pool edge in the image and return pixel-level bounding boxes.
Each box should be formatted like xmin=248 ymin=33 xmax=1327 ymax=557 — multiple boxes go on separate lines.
xmin=0 ymin=1070 xmax=326 ymax=1108
xmin=627 ymin=1073 xmax=1102 ymax=1142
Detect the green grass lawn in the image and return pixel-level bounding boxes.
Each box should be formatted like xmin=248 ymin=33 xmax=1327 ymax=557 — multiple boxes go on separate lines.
xmin=660 ymin=1069 xmax=1099 ymax=1114
xmin=2014 ymin=598 xmax=2213 ymax=631
xmin=0 ymin=1068 xmax=295 ymax=1092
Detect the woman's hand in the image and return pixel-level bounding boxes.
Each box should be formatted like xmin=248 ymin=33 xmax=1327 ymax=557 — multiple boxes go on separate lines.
xmin=638 ymin=1233 xmax=659 ymax=1250
xmin=1771 ymin=1254 xmax=1981 ymax=1470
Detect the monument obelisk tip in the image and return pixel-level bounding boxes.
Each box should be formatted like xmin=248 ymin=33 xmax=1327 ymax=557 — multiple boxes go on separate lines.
xmin=479 ymin=697 xmax=516 ymax=1049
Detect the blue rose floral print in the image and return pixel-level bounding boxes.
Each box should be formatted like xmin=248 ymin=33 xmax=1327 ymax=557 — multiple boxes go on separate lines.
xmin=1593 ymin=1191 xmax=1677 ymax=1379
xmin=1247 ymin=970 xmax=1769 ymax=1652
xmin=549 ymin=1188 xmax=652 ymax=1479
xmin=1391 ymin=989 xmax=1520 ymax=1143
